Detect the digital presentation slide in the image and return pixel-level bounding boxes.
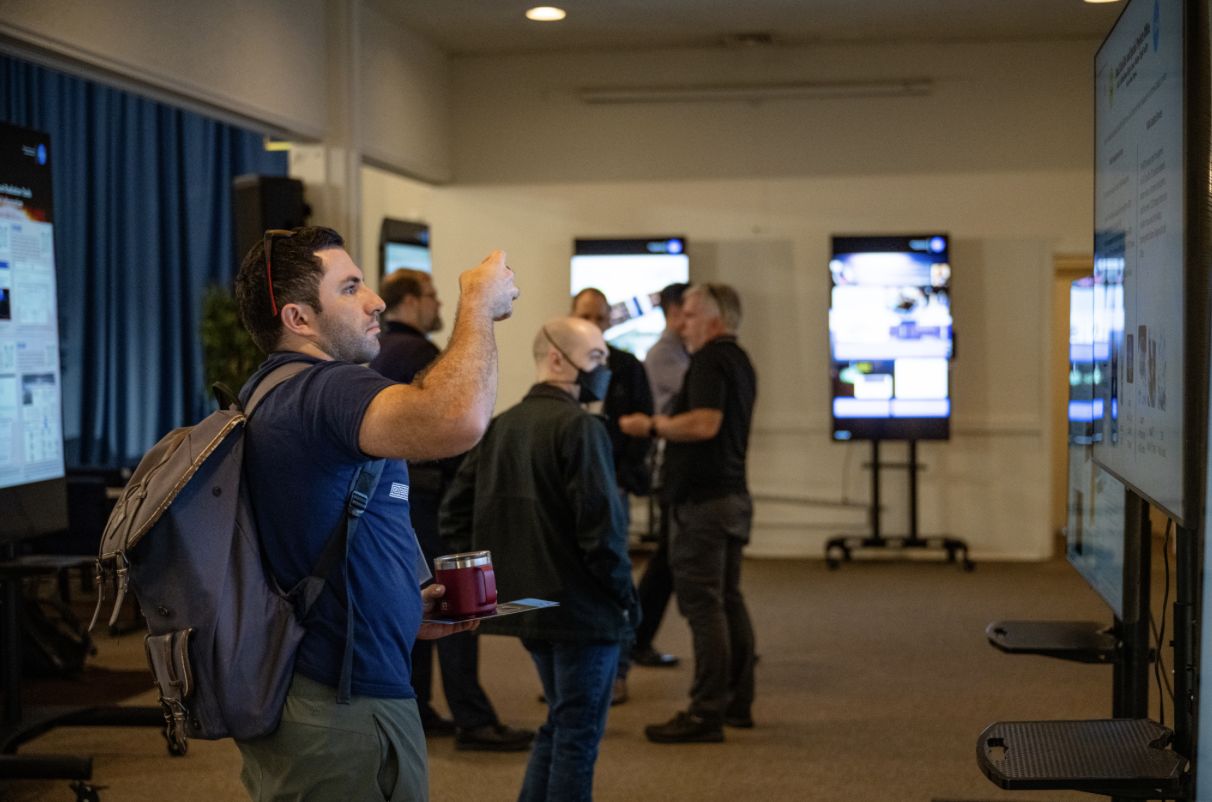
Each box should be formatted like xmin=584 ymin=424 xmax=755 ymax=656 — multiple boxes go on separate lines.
xmin=1092 ymin=0 xmax=1184 ymax=518
xmin=383 ymin=242 xmax=431 ymax=275
xmin=0 ymin=122 xmax=64 ymax=490
xmin=828 ymin=237 xmax=952 ymax=434
xmin=571 ymin=239 xmax=689 ymax=360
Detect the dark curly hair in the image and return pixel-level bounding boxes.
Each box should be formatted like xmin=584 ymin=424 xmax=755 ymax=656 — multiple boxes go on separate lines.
xmin=235 ymin=226 xmax=345 ymax=354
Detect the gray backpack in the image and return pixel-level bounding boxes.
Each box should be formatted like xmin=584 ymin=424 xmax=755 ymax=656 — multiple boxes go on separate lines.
xmin=90 ymin=363 xmax=383 ymax=755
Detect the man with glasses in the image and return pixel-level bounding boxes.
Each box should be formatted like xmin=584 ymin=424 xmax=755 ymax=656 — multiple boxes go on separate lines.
xmin=368 ymin=268 xmax=534 ymax=752
xmin=233 ymin=227 xmax=518 ymax=800
xmin=620 ymin=283 xmax=757 ymax=744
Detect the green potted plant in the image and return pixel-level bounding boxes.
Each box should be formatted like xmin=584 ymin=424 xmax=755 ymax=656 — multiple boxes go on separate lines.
xmin=201 ymin=283 xmax=263 ymax=408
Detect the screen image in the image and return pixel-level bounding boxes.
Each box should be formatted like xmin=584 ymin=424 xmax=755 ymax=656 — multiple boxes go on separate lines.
xmin=570 ymin=238 xmax=689 ymax=360
xmin=380 ymin=218 xmax=430 ymax=280
xmin=0 ymin=121 xmax=67 ymax=541
xmin=384 ymin=242 xmax=431 ymax=275
xmin=1067 ymin=456 xmax=1126 ymax=619
xmin=1068 ymin=277 xmax=1106 ymax=443
xmin=830 ymin=235 xmax=952 ymax=441
xmin=1092 ymin=0 xmax=1184 ymax=519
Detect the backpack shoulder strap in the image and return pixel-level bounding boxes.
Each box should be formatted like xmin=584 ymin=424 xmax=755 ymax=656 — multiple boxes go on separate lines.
xmin=244 ymin=361 xmax=311 ymax=418
xmin=290 ymin=459 xmax=387 ymax=705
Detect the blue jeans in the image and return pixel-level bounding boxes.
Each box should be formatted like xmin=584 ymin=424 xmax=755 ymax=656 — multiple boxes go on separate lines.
xmin=519 ymin=639 xmax=620 ymax=802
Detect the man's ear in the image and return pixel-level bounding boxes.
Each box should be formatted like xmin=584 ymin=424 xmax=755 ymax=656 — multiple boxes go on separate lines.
xmin=279 ymin=303 xmax=315 ymax=337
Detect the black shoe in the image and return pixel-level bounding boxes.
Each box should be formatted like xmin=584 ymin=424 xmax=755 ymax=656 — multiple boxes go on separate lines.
xmin=724 ymin=712 xmax=754 ymax=729
xmin=455 ymin=723 xmax=536 ymax=752
xmin=421 ymin=713 xmax=457 ymax=737
xmin=611 ymin=677 xmax=629 ymax=706
xmin=645 ymin=711 xmax=724 ymax=744
xmin=631 ymin=645 xmax=679 ymax=668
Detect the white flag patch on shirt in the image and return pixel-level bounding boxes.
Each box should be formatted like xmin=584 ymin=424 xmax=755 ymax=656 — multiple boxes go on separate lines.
xmin=389 ymin=482 xmax=409 ymax=501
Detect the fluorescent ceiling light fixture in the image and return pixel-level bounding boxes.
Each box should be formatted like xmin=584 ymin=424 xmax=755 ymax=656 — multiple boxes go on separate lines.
xmin=1083 ymin=0 xmax=1120 ymax=3
xmin=580 ymin=80 xmax=932 ymax=104
xmin=526 ymin=6 xmax=566 ymax=20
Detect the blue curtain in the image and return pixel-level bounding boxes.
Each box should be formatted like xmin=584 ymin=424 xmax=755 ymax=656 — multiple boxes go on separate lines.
xmin=1 ymin=55 xmax=287 ymax=466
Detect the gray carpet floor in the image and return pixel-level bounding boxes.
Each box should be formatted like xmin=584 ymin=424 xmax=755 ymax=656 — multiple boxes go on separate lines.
xmin=4 ymin=551 xmax=1144 ymax=802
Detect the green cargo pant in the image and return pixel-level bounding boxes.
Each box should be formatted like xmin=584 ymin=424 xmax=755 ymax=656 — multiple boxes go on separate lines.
xmin=236 ymin=673 xmax=429 ymax=802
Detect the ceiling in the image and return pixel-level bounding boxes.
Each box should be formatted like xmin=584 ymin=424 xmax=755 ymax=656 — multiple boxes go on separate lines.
xmin=372 ymin=0 xmax=1127 ymax=57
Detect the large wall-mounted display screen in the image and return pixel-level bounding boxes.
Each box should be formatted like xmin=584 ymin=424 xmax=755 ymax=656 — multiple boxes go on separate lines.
xmin=0 ymin=121 xmax=67 ymax=542
xmin=571 ymin=238 xmax=689 ymax=360
xmin=1092 ymin=0 xmax=1184 ymax=520
xmin=829 ymin=235 xmax=952 ymax=441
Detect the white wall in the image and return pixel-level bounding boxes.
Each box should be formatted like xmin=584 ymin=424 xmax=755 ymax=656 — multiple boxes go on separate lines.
xmin=0 ymin=0 xmax=329 ymax=138
xmin=362 ymin=166 xmax=1090 ymax=561
xmin=360 ymin=36 xmax=1098 ymax=561
xmin=360 ymin=3 xmax=452 ymax=183
xmin=449 ymin=38 xmax=1096 ymax=184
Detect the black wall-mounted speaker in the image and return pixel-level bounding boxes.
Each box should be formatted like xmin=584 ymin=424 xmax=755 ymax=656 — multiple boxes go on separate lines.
xmin=232 ymin=175 xmax=308 ymax=268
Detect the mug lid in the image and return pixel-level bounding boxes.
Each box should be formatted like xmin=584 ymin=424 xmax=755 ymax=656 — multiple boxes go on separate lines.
xmin=434 ymin=551 xmax=492 ymax=570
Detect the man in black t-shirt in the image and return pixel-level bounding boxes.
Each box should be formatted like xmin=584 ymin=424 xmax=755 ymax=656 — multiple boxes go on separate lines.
xmin=620 ymin=283 xmax=757 ymax=744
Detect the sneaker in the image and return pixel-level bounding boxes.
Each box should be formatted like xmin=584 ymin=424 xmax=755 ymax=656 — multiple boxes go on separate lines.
xmin=645 ymin=711 xmax=724 ymax=743
xmin=455 ymin=723 xmax=536 ymax=752
xmin=631 ymin=645 xmax=679 ymax=668
xmin=611 ymin=677 xmax=629 ymax=706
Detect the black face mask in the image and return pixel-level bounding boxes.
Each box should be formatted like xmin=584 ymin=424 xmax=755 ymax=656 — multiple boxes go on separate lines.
xmin=576 ymin=363 xmax=612 ymax=403
xmin=543 ymin=327 xmax=612 ymax=402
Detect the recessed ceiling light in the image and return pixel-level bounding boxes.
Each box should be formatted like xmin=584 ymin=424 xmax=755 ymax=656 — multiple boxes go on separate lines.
xmin=1083 ymin=0 xmax=1120 ymax=4
xmin=526 ymin=6 xmax=566 ymax=21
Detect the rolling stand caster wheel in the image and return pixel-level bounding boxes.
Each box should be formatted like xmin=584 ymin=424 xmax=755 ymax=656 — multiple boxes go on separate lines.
xmin=69 ymin=780 xmax=104 ymax=802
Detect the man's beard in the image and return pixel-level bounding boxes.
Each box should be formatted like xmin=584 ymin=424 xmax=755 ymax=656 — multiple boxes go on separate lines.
xmin=316 ymin=313 xmax=381 ymax=363
xmin=426 ymin=314 xmax=444 ymax=334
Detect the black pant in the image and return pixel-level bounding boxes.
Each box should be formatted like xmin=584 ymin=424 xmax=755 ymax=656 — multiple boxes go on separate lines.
xmin=633 ymin=498 xmax=674 ymax=651
xmin=409 ymin=486 xmax=498 ymax=729
xmin=670 ymin=493 xmax=756 ymax=724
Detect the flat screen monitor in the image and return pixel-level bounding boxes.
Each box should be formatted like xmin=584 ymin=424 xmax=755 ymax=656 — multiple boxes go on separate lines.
xmin=0 ymin=121 xmax=67 ymax=543
xmin=1068 ymin=276 xmax=1104 ymax=444
xmin=380 ymin=218 xmax=430 ymax=279
xmin=1092 ymin=0 xmax=1184 ymax=520
xmin=829 ymin=235 xmax=952 ymax=441
xmin=1066 ymin=275 xmax=1123 ymax=617
xmin=570 ymin=238 xmax=689 ymax=361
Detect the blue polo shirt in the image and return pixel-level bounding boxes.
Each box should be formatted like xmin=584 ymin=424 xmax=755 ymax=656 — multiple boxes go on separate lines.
xmin=240 ymin=351 xmax=423 ymax=699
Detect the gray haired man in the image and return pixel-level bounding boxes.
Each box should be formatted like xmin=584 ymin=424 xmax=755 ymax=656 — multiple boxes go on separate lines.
xmin=620 ymin=283 xmax=757 ymax=743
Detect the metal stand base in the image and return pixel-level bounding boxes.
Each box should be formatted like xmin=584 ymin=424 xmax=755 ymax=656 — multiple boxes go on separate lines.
xmin=1 ymin=554 xmax=169 ymax=801
xmin=825 ymin=440 xmax=973 ymax=570
xmin=978 ymin=719 xmax=1186 ymax=798
xmin=826 ymin=533 xmax=974 ymax=570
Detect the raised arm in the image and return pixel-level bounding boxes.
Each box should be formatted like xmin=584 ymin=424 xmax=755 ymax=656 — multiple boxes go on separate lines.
xmin=359 ymin=251 xmax=518 ymax=460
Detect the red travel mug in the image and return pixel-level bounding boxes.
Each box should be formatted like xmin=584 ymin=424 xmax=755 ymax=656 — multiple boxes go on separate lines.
xmin=433 ymin=551 xmax=497 ymax=617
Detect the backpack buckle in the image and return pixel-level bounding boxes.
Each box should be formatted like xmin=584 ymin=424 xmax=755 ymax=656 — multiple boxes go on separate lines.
xmin=349 ymin=490 xmax=369 ymax=518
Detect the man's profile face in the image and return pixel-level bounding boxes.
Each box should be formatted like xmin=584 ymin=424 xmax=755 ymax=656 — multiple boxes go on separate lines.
xmin=312 ymin=248 xmax=386 ymax=363
xmin=572 ymin=292 xmax=611 ymax=333
xmin=575 ymin=328 xmax=609 ymax=371
xmin=680 ymin=293 xmax=716 ymax=354
xmin=417 ymin=277 xmax=443 ymax=333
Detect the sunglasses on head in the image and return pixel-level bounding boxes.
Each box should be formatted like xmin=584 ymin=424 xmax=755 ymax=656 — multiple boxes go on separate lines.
xmin=264 ymin=229 xmax=297 ymax=316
